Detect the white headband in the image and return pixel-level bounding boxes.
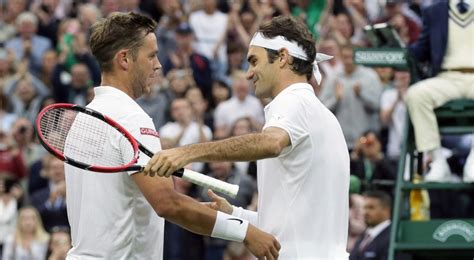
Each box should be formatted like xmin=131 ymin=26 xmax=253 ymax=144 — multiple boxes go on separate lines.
xmin=249 ymin=32 xmax=332 ymax=84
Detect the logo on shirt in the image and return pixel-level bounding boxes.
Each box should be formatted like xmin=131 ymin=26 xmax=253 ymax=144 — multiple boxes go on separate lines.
xmin=140 ymin=128 xmax=160 ymax=138
xmin=227 ymin=218 xmax=243 ymax=225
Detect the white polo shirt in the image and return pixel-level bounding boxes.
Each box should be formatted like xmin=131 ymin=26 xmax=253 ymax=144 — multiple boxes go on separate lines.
xmin=65 ymin=87 xmax=164 ymax=260
xmin=258 ymin=83 xmax=350 ymax=260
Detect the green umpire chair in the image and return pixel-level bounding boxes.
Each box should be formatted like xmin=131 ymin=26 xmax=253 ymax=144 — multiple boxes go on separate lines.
xmin=353 ymin=47 xmax=474 ymax=260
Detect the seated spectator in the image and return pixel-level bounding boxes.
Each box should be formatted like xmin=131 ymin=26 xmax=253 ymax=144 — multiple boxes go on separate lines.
xmin=162 ymin=68 xmax=195 ymax=105
xmin=31 ymin=157 xmax=69 ymax=232
xmin=53 ymin=62 xmax=93 ymax=106
xmin=160 ymin=98 xmax=212 ymax=172
xmin=405 ymin=1 xmax=474 ymax=182
xmin=137 ymin=72 xmax=170 ymax=130
xmin=46 ymin=226 xmax=71 ymax=260
xmin=11 ymin=118 xmax=45 ymax=169
xmin=0 ymin=129 xmax=27 ymax=182
xmin=38 ymin=50 xmax=58 ymax=90
xmin=350 ymin=130 xmax=397 ymax=195
xmin=350 ymin=190 xmax=392 ymax=260
xmin=5 ymin=12 xmax=52 ymax=75
xmin=380 ymin=70 xmax=410 ymax=162
xmin=0 ymin=93 xmax=17 ymax=134
xmin=213 ymin=71 xmax=264 ymax=137
xmin=0 ymin=48 xmax=17 ymax=90
xmin=317 ymin=37 xmax=344 ymax=77
xmin=5 ymin=76 xmax=49 ymax=123
xmin=189 ymin=0 xmax=228 ymax=76
xmin=347 ymin=193 xmax=366 ymax=252
xmin=28 ymin=154 xmax=51 ymax=197
xmin=209 ymin=79 xmax=231 ymax=111
xmin=162 ymin=22 xmax=213 ymax=102
xmin=2 ymin=206 xmax=50 ymax=260
xmin=320 ymin=44 xmax=383 ymax=150
xmin=0 ymin=177 xmax=20 ymax=255
xmin=186 ymin=87 xmax=214 ymax=130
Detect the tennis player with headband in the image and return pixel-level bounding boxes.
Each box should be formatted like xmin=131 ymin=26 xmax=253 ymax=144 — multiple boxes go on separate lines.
xmin=145 ymin=15 xmax=350 ymax=259
xmin=64 ymin=12 xmax=280 ymax=260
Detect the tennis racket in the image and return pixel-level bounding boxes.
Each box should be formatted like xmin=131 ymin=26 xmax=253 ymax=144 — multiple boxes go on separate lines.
xmin=36 ymin=103 xmax=239 ymax=198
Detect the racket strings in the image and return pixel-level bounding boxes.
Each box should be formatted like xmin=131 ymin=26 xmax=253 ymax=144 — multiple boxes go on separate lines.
xmin=40 ymin=108 xmax=135 ymax=167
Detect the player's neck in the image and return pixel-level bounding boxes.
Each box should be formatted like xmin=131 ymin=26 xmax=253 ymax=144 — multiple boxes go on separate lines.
xmin=101 ymin=74 xmax=134 ymax=98
xmin=272 ymin=71 xmax=307 ymax=98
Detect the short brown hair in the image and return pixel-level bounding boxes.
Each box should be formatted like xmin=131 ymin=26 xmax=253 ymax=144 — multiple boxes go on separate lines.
xmin=89 ymin=12 xmax=157 ymax=72
xmin=259 ymin=16 xmax=316 ymax=81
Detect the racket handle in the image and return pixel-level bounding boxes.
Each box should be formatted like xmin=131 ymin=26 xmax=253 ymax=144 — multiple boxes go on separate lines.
xmin=175 ymin=169 xmax=239 ymax=198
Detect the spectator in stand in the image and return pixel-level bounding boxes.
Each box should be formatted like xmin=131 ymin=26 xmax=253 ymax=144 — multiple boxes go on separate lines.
xmin=291 ymin=0 xmax=330 ymax=38
xmin=186 ymin=87 xmax=214 ymax=130
xmin=0 ymin=48 xmax=18 ymax=90
xmin=32 ymin=0 xmax=62 ymax=48
xmin=317 ymin=36 xmax=343 ymax=77
xmin=137 ymin=71 xmax=170 ymax=130
xmin=155 ymin=0 xmax=185 ymax=64
xmin=38 ymin=50 xmax=58 ymax=90
xmin=162 ymin=22 xmax=214 ymax=103
xmin=53 ymin=63 xmax=93 ymax=106
xmin=376 ymin=0 xmax=420 ymax=44
xmin=213 ymin=71 xmax=264 ymax=137
xmin=350 ymin=191 xmax=392 ymax=260
xmin=7 ymin=77 xmax=48 ymax=123
xmin=189 ymin=0 xmax=228 ymax=73
xmin=11 ymin=118 xmax=45 ymax=169
xmin=2 ymin=206 xmax=50 ymax=260
xmin=0 ymin=177 xmax=22 ymax=255
xmin=324 ymin=11 xmax=366 ymax=46
xmin=0 ymin=128 xmax=27 ymax=182
xmin=350 ymin=130 xmax=397 ymax=195
xmin=320 ymin=44 xmax=383 ymax=150
xmin=347 ymin=193 xmax=366 ymax=252
xmin=1 ymin=0 xmax=29 ymax=42
xmin=380 ymin=70 xmax=410 ymax=163
xmin=31 ymin=157 xmax=69 ymax=232
xmin=209 ymin=79 xmax=231 ymax=112
xmin=160 ymin=98 xmax=212 ymax=172
xmin=46 ymin=226 xmax=71 ymax=260
xmin=5 ymin=12 xmax=52 ymax=75
xmin=0 ymin=93 xmax=17 ymax=134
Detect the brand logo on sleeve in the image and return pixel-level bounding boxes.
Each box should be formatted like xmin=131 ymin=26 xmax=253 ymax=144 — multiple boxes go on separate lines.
xmin=227 ymin=218 xmax=243 ymax=225
xmin=140 ymin=128 xmax=160 ymax=138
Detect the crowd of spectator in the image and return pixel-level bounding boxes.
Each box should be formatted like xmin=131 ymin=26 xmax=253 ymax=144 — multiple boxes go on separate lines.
xmin=0 ymin=0 xmax=471 ymax=259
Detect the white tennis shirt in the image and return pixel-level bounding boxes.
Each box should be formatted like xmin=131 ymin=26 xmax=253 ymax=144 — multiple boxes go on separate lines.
xmin=258 ymin=83 xmax=350 ymax=260
xmin=65 ymin=87 xmax=164 ymax=260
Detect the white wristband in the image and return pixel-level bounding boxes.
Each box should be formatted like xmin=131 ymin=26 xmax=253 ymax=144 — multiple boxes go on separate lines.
xmin=232 ymin=206 xmax=258 ymax=226
xmin=232 ymin=206 xmax=244 ymax=218
xmin=211 ymin=211 xmax=249 ymax=242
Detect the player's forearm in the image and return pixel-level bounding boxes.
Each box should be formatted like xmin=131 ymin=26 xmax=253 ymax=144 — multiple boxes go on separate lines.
xmin=181 ymin=133 xmax=282 ymax=163
xmin=160 ymin=192 xmax=216 ymax=236
xmin=161 ymin=193 xmax=249 ymax=242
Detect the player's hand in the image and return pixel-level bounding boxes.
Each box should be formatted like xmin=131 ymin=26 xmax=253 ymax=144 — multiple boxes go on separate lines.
xmin=143 ymin=148 xmax=188 ymax=177
xmin=244 ymin=225 xmax=280 ymax=260
xmin=204 ymin=189 xmax=233 ymax=214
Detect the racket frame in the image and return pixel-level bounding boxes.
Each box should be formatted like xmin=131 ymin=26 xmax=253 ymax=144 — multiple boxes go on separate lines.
xmin=36 ymin=103 xmax=141 ymax=173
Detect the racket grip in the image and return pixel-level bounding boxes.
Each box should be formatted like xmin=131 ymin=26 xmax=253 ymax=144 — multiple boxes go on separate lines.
xmin=176 ymin=169 xmax=239 ymax=198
